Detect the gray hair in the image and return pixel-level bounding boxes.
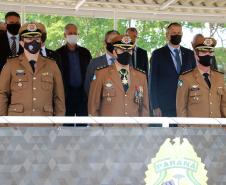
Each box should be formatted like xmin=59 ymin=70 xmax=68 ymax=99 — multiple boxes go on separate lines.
xmin=64 ymin=23 xmax=77 ymax=33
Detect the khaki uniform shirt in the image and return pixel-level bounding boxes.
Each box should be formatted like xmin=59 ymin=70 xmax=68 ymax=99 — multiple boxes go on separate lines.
xmin=88 ymin=64 xmax=149 ymax=116
xmin=0 ymin=54 xmax=65 ymax=116
xmin=176 ymin=67 xmax=226 ymax=117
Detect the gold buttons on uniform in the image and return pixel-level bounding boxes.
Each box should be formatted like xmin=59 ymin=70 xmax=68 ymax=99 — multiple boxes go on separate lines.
xmin=125 ymin=94 xmax=127 ymax=97
xmin=125 ymin=112 xmax=128 ymax=115
xmin=125 ymin=104 xmax=128 ymax=106
xmin=210 ymin=112 xmax=213 ymax=114
xmin=210 ymin=102 xmax=212 ymax=105
xmin=33 ymin=77 xmax=36 ymax=80
xmin=33 ymin=98 xmax=37 ymax=101
xmin=18 ymin=82 xmax=22 ymax=87
xmin=33 ymin=87 xmax=36 ymax=90
xmin=32 ymin=109 xmax=35 ymax=112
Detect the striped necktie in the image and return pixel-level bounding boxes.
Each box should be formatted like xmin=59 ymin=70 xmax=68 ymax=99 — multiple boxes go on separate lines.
xmin=174 ymin=48 xmax=181 ymax=74
xmin=11 ymin=36 xmax=17 ymax=56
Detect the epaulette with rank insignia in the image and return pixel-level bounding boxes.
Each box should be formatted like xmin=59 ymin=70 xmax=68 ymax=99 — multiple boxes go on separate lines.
xmin=134 ymin=67 xmax=146 ymax=74
xmin=181 ymin=69 xmax=193 ymax=75
xmin=96 ymin=65 xmax=108 ymax=70
xmin=8 ymin=55 xmax=19 ymax=59
xmin=42 ymin=55 xmax=55 ymax=61
xmin=212 ymin=68 xmax=224 ymax=74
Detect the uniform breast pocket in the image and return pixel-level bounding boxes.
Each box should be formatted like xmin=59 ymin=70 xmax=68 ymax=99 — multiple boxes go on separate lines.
xmin=41 ymin=75 xmax=53 ymax=91
xmin=217 ymin=88 xmax=223 ymax=96
xmin=189 ymin=91 xmax=202 ymax=104
xmin=102 ymin=88 xmax=116 ymax=104
xmin=217 ymin=87 xmax=223 ymax=101
xmin=12 ymin=76 xmax=29 ymax=91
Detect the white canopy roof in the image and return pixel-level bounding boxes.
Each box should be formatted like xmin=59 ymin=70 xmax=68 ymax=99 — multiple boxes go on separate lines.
xmin=1 ymin=0 xmax=226 ymax=23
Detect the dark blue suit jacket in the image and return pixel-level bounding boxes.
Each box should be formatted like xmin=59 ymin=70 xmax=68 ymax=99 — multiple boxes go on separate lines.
xmin=150 ymin=44 xmax=196 ymax=116
xmin=84 ymin=54 xmax=108 ymax=95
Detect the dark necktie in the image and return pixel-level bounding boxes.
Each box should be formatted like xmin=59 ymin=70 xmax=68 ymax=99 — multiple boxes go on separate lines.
xmin=29 ymin=60 xmax=36 ymax=73
xmin=11 ymin=36 xmax=17 ymax=56
xmin=203 ymin=73 xmax=211 ymax=88
xmin=133 ymin=47 xmax=137 ymax=68
xmin=174 ymin=48 xmax=181 ymax=74
xmin=119 ymin=68 xmax=129 ymax=92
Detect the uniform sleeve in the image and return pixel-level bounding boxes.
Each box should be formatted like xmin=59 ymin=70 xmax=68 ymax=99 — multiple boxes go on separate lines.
xmin=84 ymin=60 xmax=94 ymax=96
xmin=176 ymin=75 xmax=189 ymax=117
xmin=220 ymin=85 xmax=226 ymax=118
xmin=0 ymin=61 xmax=12 ymax=115
xmin=88 ymin=70 xmax=103 ymax=116
xmin=52 ymin=63 xmax=65 ymax=116
xmin=142 ymin=74 xmax=149 ymax=116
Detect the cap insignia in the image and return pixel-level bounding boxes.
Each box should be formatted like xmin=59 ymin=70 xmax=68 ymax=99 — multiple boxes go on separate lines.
xmin=27 ymin=24 xmax=37 ymax=32
xmin=203 ymin=38 xmax=213 ymax=46
xmin=121 ymin=36 xmax=131 ymax=44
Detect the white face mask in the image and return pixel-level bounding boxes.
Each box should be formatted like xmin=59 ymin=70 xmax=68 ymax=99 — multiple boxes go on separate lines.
xmin=66 ymin=35 xmax=78 ymax=45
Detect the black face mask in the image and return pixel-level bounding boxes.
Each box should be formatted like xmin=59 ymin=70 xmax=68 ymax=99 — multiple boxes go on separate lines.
xmin=106 ymin=42 xmax=114 ymax=53
xmin=198 ymin=55 xmax=212 ymax=66
xmin=24 ymin=40 xmax=41 ymax=54
xmin=170 ymin=35 xmax=182 ymax=45
xmin=117 ymin=52 xmax=132 ymax=65
xmin=7 ymin=23 xmax=21 ymax=35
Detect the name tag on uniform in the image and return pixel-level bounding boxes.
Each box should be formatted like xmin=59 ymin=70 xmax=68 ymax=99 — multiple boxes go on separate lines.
xmin=16 ymin=69 xmax=25 ymax=76
xmin=190 ymin=85 xmax=200 ymax=91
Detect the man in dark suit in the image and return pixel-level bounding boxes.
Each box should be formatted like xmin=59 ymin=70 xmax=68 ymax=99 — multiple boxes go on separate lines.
xmin=84 ymin=30 xmax=119 ymax=95
xmin=150 ymin=22 xmax=196 ymax=117
xmin=38 ymin=23 xmax=62 ymax=72
xmin=126 ymin=27 xmax=149 ymax=79
xmin=55 ymin=23 xmax=92 ymax=116
xmin=0 ymin=11 xmax=23 ymax=72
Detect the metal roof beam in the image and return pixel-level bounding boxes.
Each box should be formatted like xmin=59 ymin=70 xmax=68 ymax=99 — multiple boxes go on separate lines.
xmin=160 ymin=0 xmax=178 ymax=10
xmin=75 ymin=0 xmax=86 ymax=11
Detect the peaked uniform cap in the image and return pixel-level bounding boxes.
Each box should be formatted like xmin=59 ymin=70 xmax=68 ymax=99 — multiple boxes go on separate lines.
xmin=111 ymin=34 xmax=135 ymax=50
xmin=194 ymin=37 xmax=217 ymax=51
xmin=19 ymin=22 xmax=43 ymax=37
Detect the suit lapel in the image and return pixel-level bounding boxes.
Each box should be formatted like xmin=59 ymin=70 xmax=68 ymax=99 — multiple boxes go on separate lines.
xmin=35 ymin=55 xmax=46 ymax=75
xmin=101 ymin=55 xmax=108 ymax=65
xmin=19 ymin=54 xmax=33 ymax=74
xmin=193 ymin=68 xmax=209 ymax=89
xmin=165 ymin=45 xmax=178 ymax=74
xmin=109 ymin=64 xmax=124 ymax=92
xmin=209 ymin=71 xmax=218 ymax=92
xmin=180 ymin=47 xmax=187 ymax=72
xmin=127 ymin=67 xmax=136 ymax=96
xmin=6 ymin=35 xmax=12 ymax=56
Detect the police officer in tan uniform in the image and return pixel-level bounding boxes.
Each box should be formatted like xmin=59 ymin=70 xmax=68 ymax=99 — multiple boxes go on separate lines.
xmin=176 ymin=37 xmax=226 ymax=117
xmin=0 ymin=22 xmax=65 ymax=116
xmin=88 ymin=35 xmax=149 ymax=116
